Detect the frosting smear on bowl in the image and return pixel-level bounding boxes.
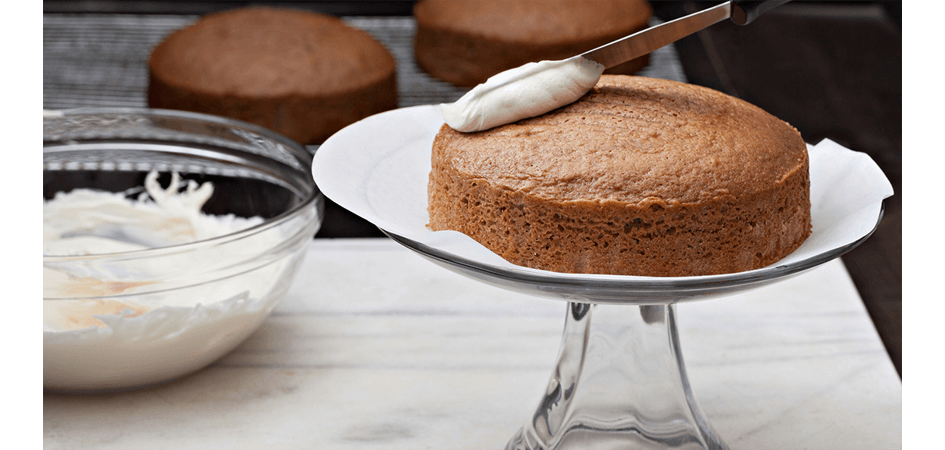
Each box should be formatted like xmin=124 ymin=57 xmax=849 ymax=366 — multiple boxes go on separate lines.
xmin=45 ymin=171 xmax=231 ymax=256
xmin=440 ymin=56 xmax=604 ymax=133
xmin=43 ymin=172 xmax=286 ymax=391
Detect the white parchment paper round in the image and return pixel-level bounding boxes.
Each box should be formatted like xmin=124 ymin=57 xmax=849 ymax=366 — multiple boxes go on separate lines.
xmin=313 ymin=105 xmax=894 ymax=282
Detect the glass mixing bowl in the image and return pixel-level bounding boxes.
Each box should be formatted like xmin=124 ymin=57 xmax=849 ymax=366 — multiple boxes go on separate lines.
xmin=43 ymin=108 xmax=323 ymax=392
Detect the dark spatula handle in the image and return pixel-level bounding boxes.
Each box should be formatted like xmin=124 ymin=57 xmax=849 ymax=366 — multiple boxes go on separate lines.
xmin=731 ymin=0 xmax=791 ymax=25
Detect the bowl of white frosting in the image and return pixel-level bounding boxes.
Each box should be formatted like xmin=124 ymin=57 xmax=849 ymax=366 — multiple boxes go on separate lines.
xmin=43 ymin=108 xmax=323 ymax=392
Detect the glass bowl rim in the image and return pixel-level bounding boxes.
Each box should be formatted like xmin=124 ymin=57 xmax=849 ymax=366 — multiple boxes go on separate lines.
xmin=43 ymin=107 xmax=323 ymax=263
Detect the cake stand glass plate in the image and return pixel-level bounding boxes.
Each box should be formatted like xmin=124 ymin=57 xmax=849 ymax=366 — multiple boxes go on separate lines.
xmin=311 ymin=105 xmax=893 ymax=449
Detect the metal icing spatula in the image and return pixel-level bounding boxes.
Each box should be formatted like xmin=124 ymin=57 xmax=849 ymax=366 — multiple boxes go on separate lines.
xmin=580 ymin=0 xmax=791 ymax=69
xmin=441 ymin=0 xmax=790 ymax=132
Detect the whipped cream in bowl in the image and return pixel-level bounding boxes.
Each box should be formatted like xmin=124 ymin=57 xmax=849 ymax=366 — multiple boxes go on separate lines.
xmin=44 ymin=109 xmax=323 ymax=392
xmin=440 ymin=56 xmax=605 ymax=132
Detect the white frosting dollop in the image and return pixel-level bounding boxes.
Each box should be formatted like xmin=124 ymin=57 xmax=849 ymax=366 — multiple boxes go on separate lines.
xmin=440 ymin=56 xmax=605 ymax=133
xmin=43 ymin=171 xmax=266 ymax=320
xmin=43 ymin=172 xmax=221 ymax=255
xmin=43 ymin=172 xmax=285 ymax=391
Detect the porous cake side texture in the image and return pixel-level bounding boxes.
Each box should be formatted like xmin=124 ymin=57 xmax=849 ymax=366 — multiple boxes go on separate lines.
xmin=148 ymin=7 xmax=397 ymax=144
xmin=428 ymin=75 xmax=811 ymax=277
xmin=413 ymin=0 xmax=652 ymax=87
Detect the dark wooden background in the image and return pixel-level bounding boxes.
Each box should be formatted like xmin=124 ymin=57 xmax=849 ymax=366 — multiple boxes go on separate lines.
xmin=44 ymin=0 xmax=902 ymax=376
xmin=665 ymin=1 xmax=901 ymax=377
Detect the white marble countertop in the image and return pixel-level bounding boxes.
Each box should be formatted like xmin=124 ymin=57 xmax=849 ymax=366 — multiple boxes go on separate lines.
xmin=43 ymin=238 xmax=901 ymax=449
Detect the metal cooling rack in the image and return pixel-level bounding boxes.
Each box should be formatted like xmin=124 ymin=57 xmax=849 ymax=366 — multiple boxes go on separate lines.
xmin=44 ymin=14 xmax=687 ymax=124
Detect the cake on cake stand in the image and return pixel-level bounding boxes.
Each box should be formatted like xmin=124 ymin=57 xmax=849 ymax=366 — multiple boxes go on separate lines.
xmin=311 ymin=105 xmax=893 ymax=450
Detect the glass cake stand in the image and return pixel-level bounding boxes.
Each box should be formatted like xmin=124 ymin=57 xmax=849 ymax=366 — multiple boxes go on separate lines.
xmin=311 ymin=105 xmax=892 ymax=449
xmin=381 ymin=213 xmax=881 ymax=450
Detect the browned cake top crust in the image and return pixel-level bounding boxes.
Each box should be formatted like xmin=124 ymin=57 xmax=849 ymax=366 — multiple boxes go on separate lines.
xmin=414 ymin=0 xmax=652 ymax=45
xmin=433 ymin=75 xmax=807 ymax=206
xmin=149 ymin=7 xmax=396 ymax=98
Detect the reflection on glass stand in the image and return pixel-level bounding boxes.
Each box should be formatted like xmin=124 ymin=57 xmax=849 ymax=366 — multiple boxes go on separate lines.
xmin=384 ymin=217 xmax=880 ymax=450
xmin=506 ymin=302 xmax=724 ymax=450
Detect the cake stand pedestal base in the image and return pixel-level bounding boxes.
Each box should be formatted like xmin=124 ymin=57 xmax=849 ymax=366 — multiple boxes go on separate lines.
xmin=505 ymin=302 xmax=726 ymax=450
